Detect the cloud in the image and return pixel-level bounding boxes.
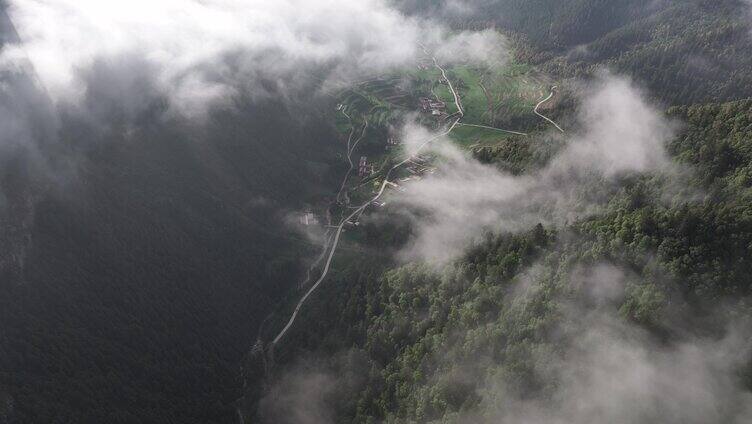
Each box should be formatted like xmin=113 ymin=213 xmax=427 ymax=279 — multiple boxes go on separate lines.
xmin=3 ymin=0 xmax=507 ymax=118
xmin=435 ymin=29 xmax=508 ymax=68
xmin=257 ymin=260 xmax=752 ymax=424
xmin=391 ymin=73 xmax=676 ymax=263
xmin=257 ymin=350 xmax=368 ymax=424
xmin=567 ymin=75 xmax=673 ymax=176
xmin=260 ymin=368 xmax=338 ymax=424
xmin=462 ymin=263 xmax=752 ymax=424
xmin=395 ymin=0 xmax=490 ymax=20
xmin=440 ymin=0 xmax=478 ymax=18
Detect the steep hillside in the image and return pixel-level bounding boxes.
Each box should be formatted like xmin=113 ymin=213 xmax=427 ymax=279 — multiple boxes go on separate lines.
xmin=402 ymin=0 xmax=752 ymax=104
xmin=4 ymin=1 xmax=752 ymax=423
xmin=538 ymin=0 xmax=752 ymax=105
xmin=243 ymin=3 xmax=752 ymax=420
xmin=259 ymin=98 xmax=752 ymax=423
xmin=0 ymin=95 xmax=342 ymax=422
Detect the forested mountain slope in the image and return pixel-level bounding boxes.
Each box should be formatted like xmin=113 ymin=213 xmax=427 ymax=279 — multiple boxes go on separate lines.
xmin=244 ymin=3 xmax=752 ymax=422
xmin=401 ymin=0 xmax=752 ymax=104
xmin=0 ymin=93 xmax=341 ymax=422
xmin=260 ymin=98 xmax=752 ymax=423
xmin=3 ymin=1 xmax=752 ymax=423
xmin=537 ymin=0 xmax=752 ymax=105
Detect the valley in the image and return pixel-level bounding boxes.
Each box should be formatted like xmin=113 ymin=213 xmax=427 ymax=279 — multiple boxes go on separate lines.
xmin=3 ymin=1 xmax=752 ymax=423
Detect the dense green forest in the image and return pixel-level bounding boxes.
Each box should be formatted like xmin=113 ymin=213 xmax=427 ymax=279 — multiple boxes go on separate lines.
xmin=402 ymin=0 xmax=752 ymax=105
xmin=252 ymin=1 xmax=752 ymax=422
xmin=259 ymin=98 xmax=752 ymax=423
xmin=0 ymin=94 xmax=343 ymax=422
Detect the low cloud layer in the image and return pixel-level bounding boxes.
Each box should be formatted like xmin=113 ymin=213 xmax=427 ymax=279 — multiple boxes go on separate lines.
xmin=3 ymin=0 xmax=506 ymax=118
xmin=479 ymin=319 xmax=752 ymax=424
xmin=258 ymin=261 xmax=752 ymax=423
xmin=464 ymin=263 xmax=752 ymax=424
xmin=393 ymin=74 xmax=676 ymax=262
xmin=257 ymin=351 xmax=368 ymax=424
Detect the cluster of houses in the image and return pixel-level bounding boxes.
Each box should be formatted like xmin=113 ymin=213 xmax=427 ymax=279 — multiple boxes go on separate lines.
xmin=386 ymin=136 xmax=401 ymax=150
xmin=358 ymin=156 xmax=374 ymax=177
xmin=419 ymin=97 xmax=446 ymax=116
xmin=417 ymin=59 xmax=431 ymax=71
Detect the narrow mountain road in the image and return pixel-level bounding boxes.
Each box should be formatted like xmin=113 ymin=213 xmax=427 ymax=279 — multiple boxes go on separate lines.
xmin=267 ymin=111 xmax=365 ymax=349
xmin=299 ymin=231 xmax=334 ymax=289
xmin=241 ymin=54 xmax=554 ymax=423
xmin=269 ymin=52 xmax=465 ymax=349
xmin=534 ymin=85 xmax=565 ymax=133
xmin=432 ymin=55 xmax=464 ymax=116
xmin=457 ymin=122 xmax=527 ymax=136
xmin=336 ymin=118 xmax=368 ymax=204
xmin=270 ymin=117 xmax=462 ymax=348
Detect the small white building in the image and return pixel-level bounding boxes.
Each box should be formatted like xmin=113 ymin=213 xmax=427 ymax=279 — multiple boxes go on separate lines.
xmin=299 ymin=212 xmax=318 ymax=226
xmin=359 ymin=156 xmax=373 ymax=177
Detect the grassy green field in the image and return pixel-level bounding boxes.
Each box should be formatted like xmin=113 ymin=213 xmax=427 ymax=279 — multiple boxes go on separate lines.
xmin=450 ymin=125 xmax=517 ymax=148
xmin=434 ymin=66 xmax=546 ymax=123
xmin=336 ymin=57 xmax=550 ymax=147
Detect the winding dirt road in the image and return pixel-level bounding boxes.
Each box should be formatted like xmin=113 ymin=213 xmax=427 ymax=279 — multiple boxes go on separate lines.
xmin=457 ymin=122 xmax=528 ymax=136
xmin=433 ymin=57 xmax=464 ymax=116
xmin=534 ymin=85 xmax=565 ymax=133
xmin=242 ymin=55 xmax=563 ymax=424
xmin=265 ymin=50 xmax=561 ymax=357
xmin=269 ymin=53 xmax=465 ymax=349
xmin=336 ymin=119 xmax=368 ymax=204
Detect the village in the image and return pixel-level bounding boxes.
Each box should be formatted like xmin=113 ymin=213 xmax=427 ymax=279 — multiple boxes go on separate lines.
xmin=298 ymin=107 xmax=438 ymax=229
xmin=298 ymin=53 xmax=549 ymax=232
xmin=419 ymin=97 xmax=446 ymax=118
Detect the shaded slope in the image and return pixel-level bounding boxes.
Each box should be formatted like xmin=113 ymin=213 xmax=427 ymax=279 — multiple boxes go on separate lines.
xmin=0 ymin=97 xmax=341 ymax=422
